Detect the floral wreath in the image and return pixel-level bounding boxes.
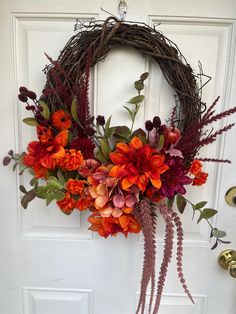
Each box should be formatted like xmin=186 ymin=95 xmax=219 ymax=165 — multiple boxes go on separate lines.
xmin=3 ymin=17 xmax=236 ymax=314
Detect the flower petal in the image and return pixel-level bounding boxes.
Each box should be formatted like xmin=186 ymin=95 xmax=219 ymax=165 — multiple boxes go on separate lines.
xmin=130 ymin=136 xmax=143 ymax=150
xmin=150 ymin=177 xmax=162 ymax=189
xmin=95 ymin=195 xmax=109 ymax=209
xmin=113 ymin=194 xmax=125 ymax=208
xmin=110 ymin=152 xmax=126 ymax=165
xmin=116 ymin=142 xmax=130 ymax=154
xmin=54 ymin=130 xmax=68 ymax=147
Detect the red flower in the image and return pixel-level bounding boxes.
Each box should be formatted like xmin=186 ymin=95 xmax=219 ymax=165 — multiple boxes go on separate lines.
xmin=66 ymin=179 xmax=85 ymax=195
xmin=57 ymin=192 xmax=76 ymax=214
xmin=51 ymin=110 xmax=72 ymax=130
xmin=109 ymin=136 xmax=169 ymax=192
xmin=189 ymin=159 xmax=202 ymax=175
xmin=192 ymin=172 xmax=208 ymax=186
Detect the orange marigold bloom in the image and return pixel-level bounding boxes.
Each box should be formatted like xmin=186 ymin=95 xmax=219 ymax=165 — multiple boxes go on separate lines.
xmin=66 ymin=179 xmax=85 ymax=195
xmin=192 ymin=171 xmax=208 ymax=186
xmin=51 ymin=110 xmax=72 ymax=131
xmin=189 ymin=159 xmax=202 ymax=175
xmin=57 ymin=192 xmax=76 ymax=214
xmin=59 ymin=149 xmax=84 ymax=171
xmin=109 ymin=136 xmax=169 ymax=192
xmin=77 ymin=196 xmax=94 ymax=211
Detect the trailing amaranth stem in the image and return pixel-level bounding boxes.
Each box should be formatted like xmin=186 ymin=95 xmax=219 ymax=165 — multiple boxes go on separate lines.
xmin=152 ymin=204 xmax=174 ymax=314
xmin=134 ymin=200 xmax=157 ymax=314
xmin=171 ymin=210 xmax=194 ymax=304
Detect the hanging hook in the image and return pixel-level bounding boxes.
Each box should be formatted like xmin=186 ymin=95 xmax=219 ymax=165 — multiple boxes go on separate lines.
xmin=118 ymin=0 xmax=128 ymax=21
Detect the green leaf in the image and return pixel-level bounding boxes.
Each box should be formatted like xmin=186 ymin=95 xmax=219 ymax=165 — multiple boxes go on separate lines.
xmin=100 ymin=139 xmax=111 ymax=160
xmin=106 ymin=127 xmax=115 ymax=138
xmin=197 ymin=208 xmax=218 ymax=223
xmin=176 ymin=195 xmax=187 ymax=213
xmin=140 ymin=72 xmax=149 ymax=81
xmin=194 ymin=201 xmax=207 ymax=210
xmin=114 ymin=126 xmax=131 ymax=138
xmin=105 ymin=116 xmax=112 ymax=132
xmin=212 ymin=228 xmax=226 ymax=238
xmin=51 ymin=190 xmax=65 ymax=201
xmin=46 ymin=176 xmax=62 ymax=190
xmin=19 ymin=185 xmax=27 ymax=194
xmin=57 ymin=169 xmax=65 ymax=186
xmin=157 ymin=135 xmax=165 ymax=150
xmin=123 ymin=106 xmax=135 ymax=121
xmin=71 ymin=97 xmax=79 ymax=122
xmin=46 ymin=193 xmax=55 ymax=206
xmin=128 ymin=95 xmax=145 ymax=104
xmin=13 ymin=154 xmax=21 ymax=160
xmin=36 ymin=186 xmax=48 ymax=199
xmin=30 ymin=177 xmax=38 ymax=187
xmin=95 ymin=150 xmax=108 ymax=163
xmin=23 ymin=118 xmax=39 ymax=126
xmin=39 ymin=101 xmax=50 ymax=120
xmin=134 ymin=80 xmax=144 ymax=91
xmin=13 ymin=163 xmax=18 ymax=171
xmin=167 ymin=196 xmax=175 ymax=208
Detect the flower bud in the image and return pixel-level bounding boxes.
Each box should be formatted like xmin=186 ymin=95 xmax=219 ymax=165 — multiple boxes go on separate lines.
xmin=18 ymin=93 xmax=28 ymax=102
xmin=27 ymin=90 xmax=37 ymax=100
xmin=19 ymin=86 xmax=28 ymax=94
xmin=96 ymin=115 xmax=105 ymax=126
xmin=145 ymin=120 xmax=153 ymax=131
xmin=153 ymin=116 xmax=161 ymax=128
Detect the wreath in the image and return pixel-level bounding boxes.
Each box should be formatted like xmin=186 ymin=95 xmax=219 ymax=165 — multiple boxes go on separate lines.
xmin=3 ymin=17 xmax=236 ymax=314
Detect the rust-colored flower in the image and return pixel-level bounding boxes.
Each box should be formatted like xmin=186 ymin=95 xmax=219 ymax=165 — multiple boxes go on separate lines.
xmin=192 ymin=171 xmax=208 ymax=186
xmin=51 ymin=110 xmax=72 ymax=130
xmin=57 ymin=192 xmax=76 ymax=214
xmin=66 ymin=179 xmax=85 ymax=195
xmin=189 ymin=159 xmax=202 ymax=175
xmin=59 ymin=149 xmax=84 ymax=171
xmin=109 ymin=136 xmax=169 ymax=192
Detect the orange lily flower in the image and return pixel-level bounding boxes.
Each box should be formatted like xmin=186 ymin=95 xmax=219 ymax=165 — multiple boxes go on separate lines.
xmin=23 ymin=129 xmax=68 ymax=178
xmin=109 ymin=136 xmax=169 ymax=192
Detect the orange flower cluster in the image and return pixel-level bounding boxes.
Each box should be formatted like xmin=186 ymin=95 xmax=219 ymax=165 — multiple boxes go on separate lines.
xmin=66 ymin=179 xmax=85 ymax=195
xmin=189 ymin=159 xmax=208 ymax=186
xmin=88 ymin=212 xmax=141 ymax=238
xmin=59 ymin=149 xmax=84 ymax=171
xmin=57 ymin=178 xmax=93 ymax=213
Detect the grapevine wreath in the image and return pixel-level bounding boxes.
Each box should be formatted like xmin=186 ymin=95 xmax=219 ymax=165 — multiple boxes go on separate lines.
xmin=4 ymin=16 xmax=236 ymax=314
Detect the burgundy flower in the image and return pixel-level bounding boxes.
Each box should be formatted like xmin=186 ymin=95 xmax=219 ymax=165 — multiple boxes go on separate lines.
xmin=70 ymin=138 xmax=95 ymax=159
xmin=160 ymin=157 xmax=192 ymax=198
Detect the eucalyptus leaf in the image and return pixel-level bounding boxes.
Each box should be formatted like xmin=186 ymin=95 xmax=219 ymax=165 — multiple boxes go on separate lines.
xmin=140 ymin=72 xmax=149 ymax=81
xmin=46 ymin=194 xmax=55 ymax=206
xmin=212 ymin=228 xmax=226 ymax=238
xmin=39 ymin=101 xmax=50 ymax=120
xmin=114 ymin=126 xmax=131 ymax=138
xmin=95 ymin=150 xmax=108 ymax=163
xmin=57 ymin=169 xmax=65 ymax=186
xmin=51 ymin=190 xmax=65 ymax=201
xmin=167 ymin=196 xmax=175 ymax=209
xmin=194 ymin=201 xmax=207 ymax=210
xmin=23 ymin=117 xmax=39 ymax=126
xmin=46 ymin=176 xmax=62 ymax=190
xmin=134 ymin=80 xmax=144 ymax=91
xmin=176 ymin=195 xmax=187 ymax=213
xmin=19 ymin=185 xmax=27 ymax=194
xmin=36 ymin=186 xmax=48 ymax=199
xmin=3 ymin=156 xmax=11 ymax=166
xmin=128 ymin=95 xmax=145 ymax=104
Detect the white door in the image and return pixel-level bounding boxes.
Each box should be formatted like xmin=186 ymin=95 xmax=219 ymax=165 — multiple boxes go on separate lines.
xmin=0 ymin=1 xmax=236 ymax=314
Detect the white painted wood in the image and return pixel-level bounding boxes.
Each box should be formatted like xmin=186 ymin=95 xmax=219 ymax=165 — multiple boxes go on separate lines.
xmin=0 ymin=1 xmax=236 ymax=314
